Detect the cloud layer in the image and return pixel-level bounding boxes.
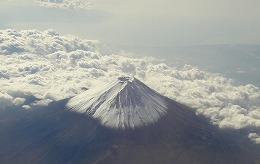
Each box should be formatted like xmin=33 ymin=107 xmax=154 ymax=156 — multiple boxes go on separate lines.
xmin=0 ymin=29 xmax=259 ymax=143
xmin=35 ymin=0 xmax=94 ymax=9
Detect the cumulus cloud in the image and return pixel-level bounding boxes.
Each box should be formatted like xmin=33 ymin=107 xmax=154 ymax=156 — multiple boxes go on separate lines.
xmin=0 ymin=29 xmax=260 ymax=143
xmin=22 ymin=105 xmax=31 ymax=110
xmin=13 ymin=97 xmax=26 ymax=106
xmin=0 ymin=29 xmax=99 ymax=55
xmin=248 ymin=133 xmax=260 ymax=144
xmin=35 ymin=0 xmax=94 ymax=9
xmin=0 ymin=93 xmax=13 ymax=109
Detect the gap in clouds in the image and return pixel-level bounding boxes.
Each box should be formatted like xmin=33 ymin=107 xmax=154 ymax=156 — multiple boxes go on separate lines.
xmin=0 ymin=29 xmax=259 ymax=144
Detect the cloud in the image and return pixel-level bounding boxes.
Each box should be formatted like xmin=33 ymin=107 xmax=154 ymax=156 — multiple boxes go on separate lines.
xmin=13 ymin=97 xmax=26 ymax=106
xmin=22 ymin=105 xmax=31 ymax=110
xmin=0 ymin=29 xmax=260 ymax=143
xmin=0 ymin=29 xmax=99 ymax=55
xmin=248 ymin=133 xmax=260 ymax=144
xmin=35 ymin=0 xmax=94 ymax=9
xmin=0 ymin=93 xmax=13 ymax=109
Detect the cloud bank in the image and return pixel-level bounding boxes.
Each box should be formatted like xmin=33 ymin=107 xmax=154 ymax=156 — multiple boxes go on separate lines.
xmin=0 ymin=29 xmax=259 ymax=143
xmin=35 ymin=0 xmax=94 ymax=9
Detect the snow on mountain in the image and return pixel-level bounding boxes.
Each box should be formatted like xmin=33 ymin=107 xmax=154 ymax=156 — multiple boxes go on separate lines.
xmin=67 ymin=77 xmax=168 ymax=129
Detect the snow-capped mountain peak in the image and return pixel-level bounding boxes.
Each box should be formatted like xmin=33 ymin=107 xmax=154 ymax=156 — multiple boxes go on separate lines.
xmin=66 ymin=77 xmax=168 ymax=129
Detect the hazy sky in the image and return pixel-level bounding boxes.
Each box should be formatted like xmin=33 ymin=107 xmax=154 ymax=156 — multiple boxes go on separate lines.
xmin=0 ymin=0 xmax=260 ymax=46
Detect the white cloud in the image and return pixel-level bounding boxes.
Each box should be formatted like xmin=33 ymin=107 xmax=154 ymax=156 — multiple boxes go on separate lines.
xmin=248 ymin=133 xmax=260 ymax=144
xmin=0 ymin=93 xmax=13 ymax=109
xmin=0 ymin=29 xmax=99 ymax=55
xmin=13 ymin=97 xmax=26 ymax=106
xmin=31 ymin=99 xmax=53 ymax=107
xmin=35 ymin=0 xmax=94 ymax=9
xmin=0 ymin=29 xmax=260 ymax=143
xmin=22 ymin=105 xmax=31 ymax=110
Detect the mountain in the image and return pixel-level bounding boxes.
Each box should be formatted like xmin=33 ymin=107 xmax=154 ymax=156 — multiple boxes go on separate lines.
xmin=67 ymin=77 xmax=168 ymax=129
xmin=0 ymin=77 xmax=259 ymax=164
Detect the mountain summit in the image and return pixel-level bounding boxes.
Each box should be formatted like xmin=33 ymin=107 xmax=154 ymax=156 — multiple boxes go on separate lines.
xmin=67 ymin=77 xmax=168 ymax=129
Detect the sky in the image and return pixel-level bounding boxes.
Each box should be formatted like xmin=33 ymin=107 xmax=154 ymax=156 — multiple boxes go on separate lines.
xmin=0 ymin=0 xmax=260 ymax=143
xmin=0 ymin=0 xmax=260 ymax=46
